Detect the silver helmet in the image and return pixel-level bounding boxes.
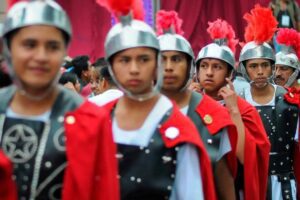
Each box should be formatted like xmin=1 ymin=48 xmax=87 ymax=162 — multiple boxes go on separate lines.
xmin=157 ymin=10 xmax=195 ymax=91
xmin=2 ymin=0 xmax=72 ymax=100
xmin=196 ymin=19 xmax=238 ymax=72
xmin=196 ymin=40 xmax=235 ymax=69
xmin=105 ymin=15 xmax=159 ymax=60
xmin=238 ymin=41 xmax=275 ymax=81
xmin=104 ymin=14 xmax=161 ymax=101
xmin=2 ymin=0 xmax=71 ymax=42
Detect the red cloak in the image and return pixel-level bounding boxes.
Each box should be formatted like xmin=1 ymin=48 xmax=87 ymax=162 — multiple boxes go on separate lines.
xmin=0 ymin=150 xmax=17 ymax=200
xmin=195 ymin=94 xmax=270 ymax=200
xmin=63 ymin=101 xmax=120 ymax=200
xmin=284 ymin=87 xmax=300 ymax=199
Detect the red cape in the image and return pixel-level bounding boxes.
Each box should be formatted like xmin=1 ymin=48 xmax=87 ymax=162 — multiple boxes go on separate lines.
xmin=195 ymin=94 xmax=238 ymax=177
xmin=63 ymin=101 xmax=119 ymax=200
xmin=284 ymin=87 xmax=300 ymax=199
xmin=0 ymin=150 xmax=17 ymax=200
xmin=237 ymin=97 xmax=270 ymax=200
xmin=196 ymin=94 xmax=270 ymax=200
xmin=104 ymin=99 xmax=217 ymax=200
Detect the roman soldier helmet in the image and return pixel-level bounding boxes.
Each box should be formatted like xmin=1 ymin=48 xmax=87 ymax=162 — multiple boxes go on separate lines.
xmin=196 ymin=19 xmax=238 ymax=72
xmin=97 ymin=0 xmax=161 ymax=101
xmin=275 ymin=28 xmax=300 ymax=87
xmin=238 ymin=4 xmax=278 ymax=82
xmin=156 ymin=10 xmax=194 ymax=91
xmin=2 ymin=0 xmax=72 ymax=100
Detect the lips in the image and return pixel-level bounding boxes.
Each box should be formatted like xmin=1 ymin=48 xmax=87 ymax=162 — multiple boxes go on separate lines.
xmin=254 ymin=78 xmax=267 ymax=83
xmin=28 ymin=67 xmax=49 ymax=75
xmin=164 ymin=76 xmax=177 ymax=83
xmin=203 ymin=79 xmax=214 ymax=84
xmin=127 ymin=79 xmax=141 ymax=86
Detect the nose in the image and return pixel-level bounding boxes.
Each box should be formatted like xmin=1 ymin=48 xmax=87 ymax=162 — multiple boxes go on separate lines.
xmin=164 ymin=59 xmax=173 ymax=72
xmin=275 ymin=67 xmax=281 ymax=76
xmin=257 ymin=66 xmax=264 ymax=75
xmin=129 ymin=61 xmax=139 ymax=75
xmin=34 ymin=46 xmax=48 ymax=62
xmin=205 ymin=66 xmax=213 ymax=77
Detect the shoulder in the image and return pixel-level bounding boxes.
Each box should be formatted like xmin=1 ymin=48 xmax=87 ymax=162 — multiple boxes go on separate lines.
xmin=195 ymin=94 xmax=234 ymax=134
xmin=159 ymin=103 xmax=202 ymax=148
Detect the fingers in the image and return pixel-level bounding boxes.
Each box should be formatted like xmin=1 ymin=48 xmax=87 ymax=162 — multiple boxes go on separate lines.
xmin=225 ymin=78 xmax=235 ymax=91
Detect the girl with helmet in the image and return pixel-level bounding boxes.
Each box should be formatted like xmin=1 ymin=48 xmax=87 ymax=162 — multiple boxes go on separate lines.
xmin=0 ymin=1 xmax=119 ymax=199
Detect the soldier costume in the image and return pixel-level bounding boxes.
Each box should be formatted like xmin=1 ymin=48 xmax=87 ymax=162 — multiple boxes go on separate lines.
xmin=97 ymin=0 xmax=216 ymax=199
xmin=0 ymin=1 xmax=119 ymax=200
xmin=238 ymin=5 xmax=298 ymax=200
xmin=196 ymin=18 xmax=270 ymax=200
xmin=157 ymin=10 xmax=239 ymax=198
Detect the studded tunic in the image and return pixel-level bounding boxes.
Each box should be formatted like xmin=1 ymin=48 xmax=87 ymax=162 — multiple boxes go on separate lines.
xmin=106 ymin=95 xmax=216 ymax=200
xmin=0 ymin=86 xmax=82 ymax=200
xmin=244 ymin=85 xmax=298 ymax=200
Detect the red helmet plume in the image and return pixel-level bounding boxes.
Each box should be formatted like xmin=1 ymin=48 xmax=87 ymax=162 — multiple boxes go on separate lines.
xmin=276 ymin=28 xmax=300 ymax=58
xmin=156 ymin=10 xmax=184 ymax=36
xmin=207 ymin=19 xmax=239 ymax=53
xmin=243 ymin=4 xmax=278 ymax=44
xmin=96 ymin=0 xmax=144 ymax=21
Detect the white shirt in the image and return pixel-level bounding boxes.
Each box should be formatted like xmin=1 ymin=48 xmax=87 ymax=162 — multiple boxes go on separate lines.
xmin=89 ymin=89 xmax=123 ymax=106
xmin=113 ymin=95 xmax=204 ymax=200
xmin=6 ymin=108 xmax=50 ymax=122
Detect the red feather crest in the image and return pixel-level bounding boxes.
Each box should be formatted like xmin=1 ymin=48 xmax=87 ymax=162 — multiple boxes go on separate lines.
xmin=156 ymin=10 xmax=184 ymax=36
xmin=276 ymin=28 xmax=300 ymax=58
xmin=243 ymin=4 xmax=278 ymax=44
xmin=207 ymin=19 xmax=239 ymax=53
xmin=96 ymin=0 xmax=144 ymax=21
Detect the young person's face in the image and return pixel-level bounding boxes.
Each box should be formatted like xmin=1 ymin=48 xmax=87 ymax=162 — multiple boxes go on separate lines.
xmin=90 ymin=67 xmax=102 ymax=95
xmin=10 ymin=25 xmax=66 ymax=91
xmin=111 ymin=47 xmax=157 ymax=95
xmin=162 ymin=51 xmax=188 ymax=92
xmin=274 ymin=64 xmax=294 ymax=86
xmin=245 ymin=58 xmax=272 ymax=89
xmin=198 ymin=58 xmax=230 ymax=96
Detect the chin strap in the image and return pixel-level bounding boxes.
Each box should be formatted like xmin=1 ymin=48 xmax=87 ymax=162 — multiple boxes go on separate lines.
xmin=284 ymin=69 xmax=299 ymax=87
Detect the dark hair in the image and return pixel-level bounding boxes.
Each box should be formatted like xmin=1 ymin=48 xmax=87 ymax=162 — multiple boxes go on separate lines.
xmin=100 ymin=66 xmax=115 ymax=85
xmin=59 ymin=72 xmax=78 ymax=86
xmin=71 ymin=55 xmax=90 ymax=78
xmin=92 ymin=57 xmax=109 ymax=68
xmin=5 ymin=27 xmax=69 ymax=49
xmin=0 ymin=67 xmax=12 ymax=88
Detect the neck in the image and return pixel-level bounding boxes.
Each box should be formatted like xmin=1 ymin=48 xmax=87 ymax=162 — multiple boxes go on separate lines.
xmin=11 ymin=86 xmax=59 ymax=116
xmin=250 ymin=83 xmax=273 ymax=97
xmin=163 ymin=89 xmax=191 ymax=108
xmin=119 ymin=94 xmax=160 ymax=110
xmin=204 ymin=89 xmax=222 ymax=101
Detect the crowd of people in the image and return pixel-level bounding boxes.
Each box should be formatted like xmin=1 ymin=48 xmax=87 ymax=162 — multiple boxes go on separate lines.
xmin=0 ymin=0 xmax=300 ymax=200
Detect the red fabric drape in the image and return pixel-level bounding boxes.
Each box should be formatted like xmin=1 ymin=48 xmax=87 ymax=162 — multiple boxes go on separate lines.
xmin=57 ymin=0 xmax=112 ymax=61
xmin=55 ymin=0 xmax=300 ymax=60
xmin=161 ymin=0 xmax=272 ymax=57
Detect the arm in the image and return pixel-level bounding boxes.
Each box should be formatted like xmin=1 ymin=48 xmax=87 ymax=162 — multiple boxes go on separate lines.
xmin=170 ymin=144 xmax=204 ymax=200
xmin=218 ymin=78 xmax=245 ymax=164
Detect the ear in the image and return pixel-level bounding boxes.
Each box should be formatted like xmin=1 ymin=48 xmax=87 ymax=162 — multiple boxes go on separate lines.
xmin=102 ymin=78 xmax=109 ymax=90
